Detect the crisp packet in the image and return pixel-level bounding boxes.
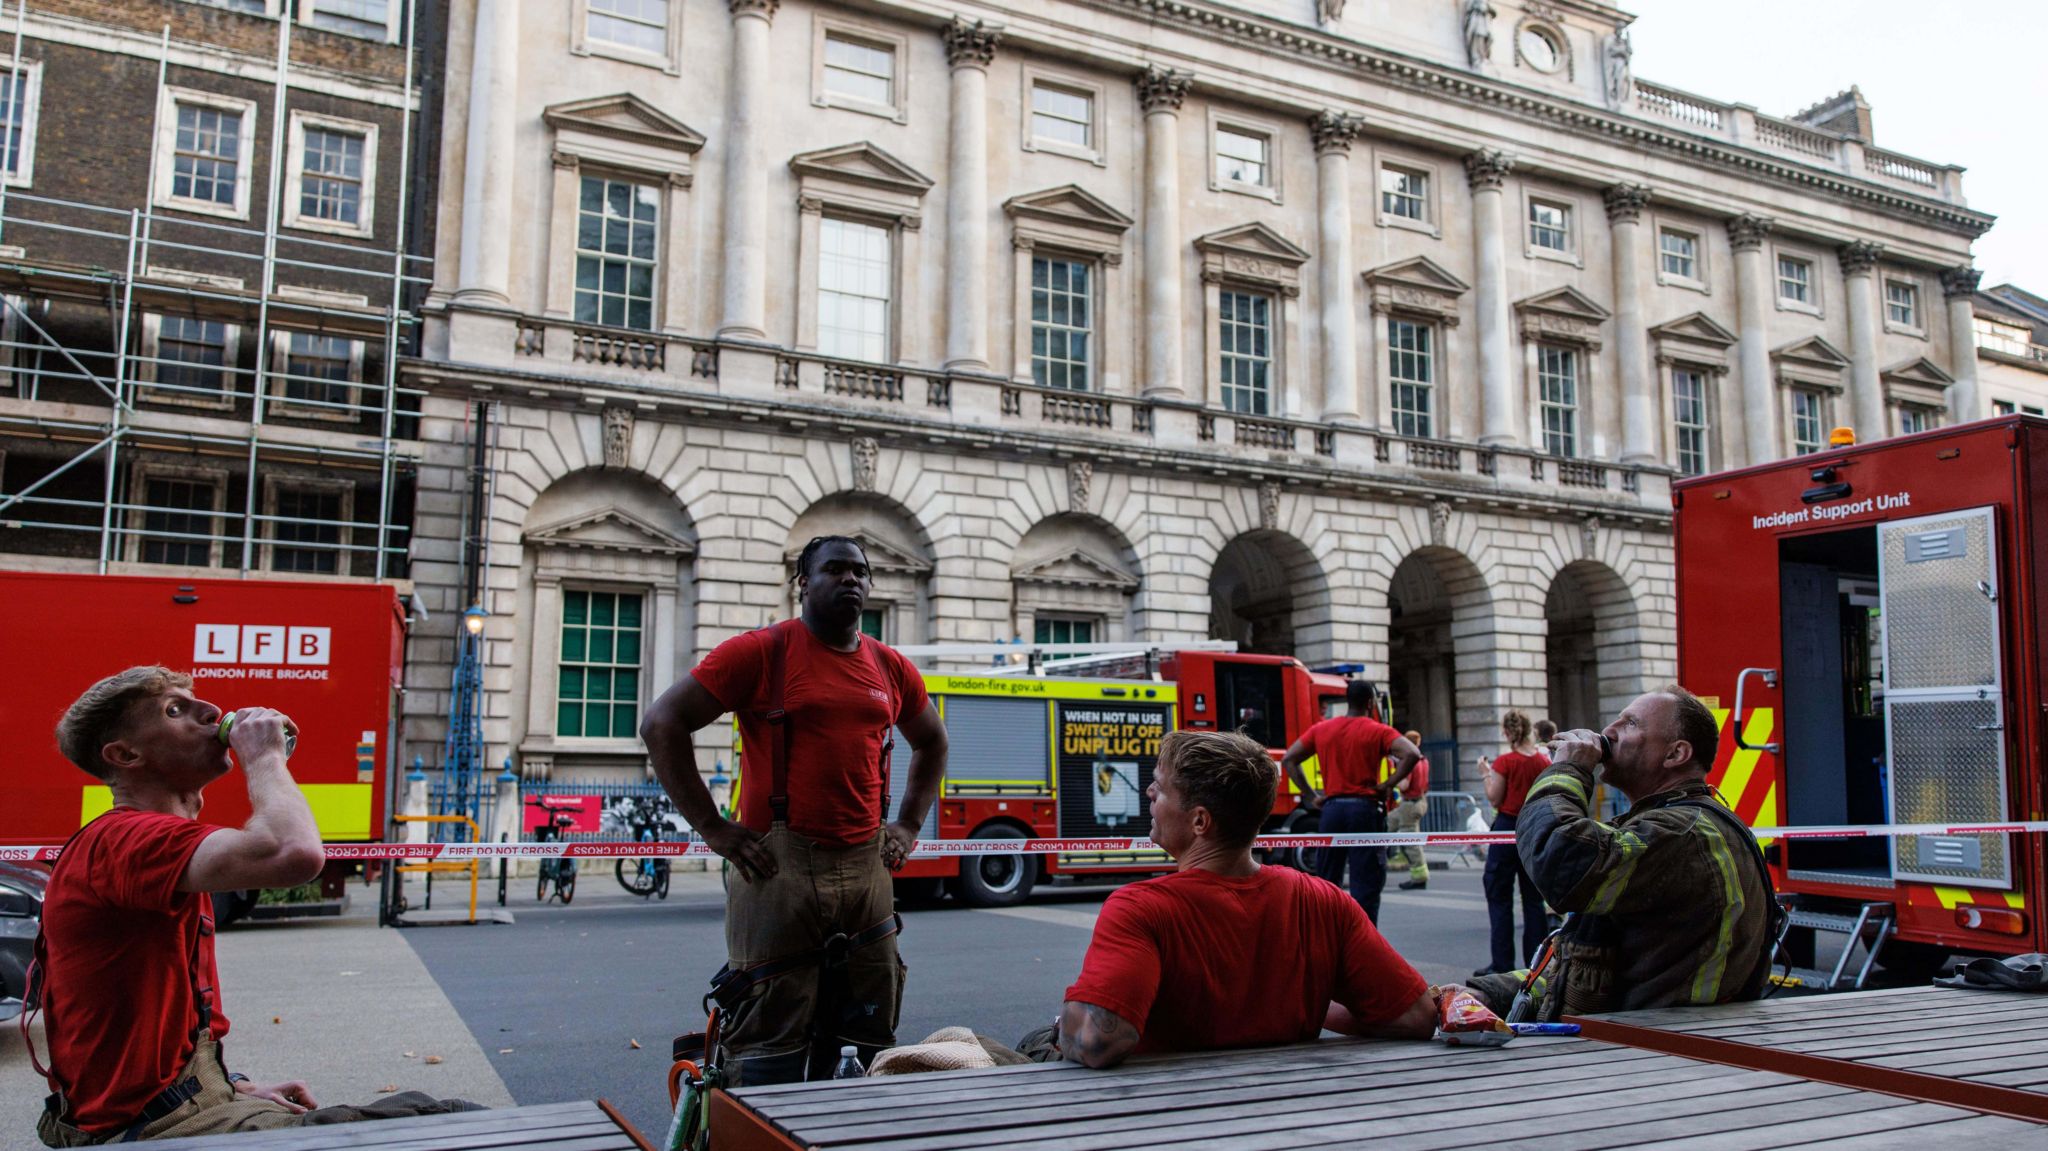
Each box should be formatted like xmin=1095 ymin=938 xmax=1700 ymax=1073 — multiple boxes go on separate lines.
xmin=1432 ymin=986 xmax=1513 ymax=1047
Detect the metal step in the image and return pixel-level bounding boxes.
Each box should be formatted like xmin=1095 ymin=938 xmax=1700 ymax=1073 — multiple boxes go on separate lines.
xmin=1779 ymin=897 xmax=1895 ymax=991
xmin=1786 ymin=908 xmax=1882 ymax=935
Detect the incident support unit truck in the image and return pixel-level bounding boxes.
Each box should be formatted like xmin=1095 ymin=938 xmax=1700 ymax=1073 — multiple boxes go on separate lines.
xmin=0 ymin=572 xmax=405 ymax=921
xmin=814 ymin=647 xmax=1353 ymax=908
xmin=1676 ymin=415 xmax=2048 ymax=980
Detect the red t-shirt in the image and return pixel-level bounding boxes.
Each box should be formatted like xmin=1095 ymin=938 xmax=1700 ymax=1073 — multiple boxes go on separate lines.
xmin=1064 ymin=865 xmax=1427 ymax=1055
xmin=692 ymin=620 xmax=930 ymax=846
xmin=1298 ymin=716 xmax=1400 ymax=798
xmin=1492 ymin=750 xmax=1551 ymax=816
xmin=38 ymin=808 xmax=228 ymax=1134
xmin=1397 ymin=756 xmax=1430 ymax=802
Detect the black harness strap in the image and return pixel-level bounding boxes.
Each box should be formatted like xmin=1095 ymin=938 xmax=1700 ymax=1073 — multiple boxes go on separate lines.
xmin=759 ymin=621 xmax=793 ymax=825
xmin=705 ymin=913 xmax=903 ymax=1016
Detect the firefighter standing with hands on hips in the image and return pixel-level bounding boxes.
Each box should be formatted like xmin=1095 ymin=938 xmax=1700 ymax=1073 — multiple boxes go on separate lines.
xmin=642 ymin=535 xmax=949 ymax=1086
xmin=1465 ymin=686 xmax=1778 ymax=1021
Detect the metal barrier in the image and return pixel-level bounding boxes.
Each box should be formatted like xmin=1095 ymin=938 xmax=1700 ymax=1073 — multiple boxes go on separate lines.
xmin=390 ymin=813 xmax=481 ymax=923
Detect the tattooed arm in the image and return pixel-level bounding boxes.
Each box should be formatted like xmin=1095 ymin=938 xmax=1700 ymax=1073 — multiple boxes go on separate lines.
xmin=1057 ymin=1000 xmax=1143 ymax=1069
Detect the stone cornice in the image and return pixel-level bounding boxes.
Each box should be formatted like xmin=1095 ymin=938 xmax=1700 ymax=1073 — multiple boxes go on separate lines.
xmin=1062 ymin=0 xmax=1992 ymax=239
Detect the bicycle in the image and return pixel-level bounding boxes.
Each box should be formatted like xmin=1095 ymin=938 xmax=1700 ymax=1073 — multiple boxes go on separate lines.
xmin=615 ymin=796 xmax=673 ymax=899
xmin=529 ymin=799 xmax=578 ymax=904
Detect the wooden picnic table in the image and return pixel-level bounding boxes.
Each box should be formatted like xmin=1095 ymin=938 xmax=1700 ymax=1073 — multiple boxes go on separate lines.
xmin=146 ymin=1100 xmax=650 ymax=1150
xmin=1577 ymin=983 xmax=2048 ymax=1124
xmin=709 ymin=1028 xmax=2042 ymax=1150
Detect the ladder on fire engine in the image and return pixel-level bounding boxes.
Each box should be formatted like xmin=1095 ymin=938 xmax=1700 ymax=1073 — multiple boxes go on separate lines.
xmin=891 ymin=640 xmax=1239 ymax=677
xmin=1781 ymin=897 xmax=1896 ymax=991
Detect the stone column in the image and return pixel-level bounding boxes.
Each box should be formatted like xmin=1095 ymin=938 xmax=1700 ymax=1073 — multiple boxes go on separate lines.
xmin=1466 ymin=149 xmax=1517 ymax=445
xmin=1311 ymin=110 xmax=1364 ymax=422
xmin=1840 ymin=240 xmax=1886 ymax=440
xmin=454 ymin=0 xmax=519 ymax=305
xmin=717 ymin=0 xmax=777 ymax=341
xmin=942 ymin=18 xmax=1000 ymax=373
xmin=1729 ymin=214 xmax=1776 ymax=464
xmin=1941 ymin=264 xmax=1984 ymax=421
xmin=1138 ymin=67 xmax=1193 ymax=400
xmin=1605 ymin=183 xmax=1656 ymax=463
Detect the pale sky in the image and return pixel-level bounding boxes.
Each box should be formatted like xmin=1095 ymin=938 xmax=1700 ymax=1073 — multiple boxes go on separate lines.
xmin=1625 ymin=0 xmax=2042 ymax=290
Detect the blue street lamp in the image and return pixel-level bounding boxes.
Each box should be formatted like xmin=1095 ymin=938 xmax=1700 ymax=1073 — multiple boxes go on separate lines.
xmin=436 ymin=605 xmax=490 ymax=839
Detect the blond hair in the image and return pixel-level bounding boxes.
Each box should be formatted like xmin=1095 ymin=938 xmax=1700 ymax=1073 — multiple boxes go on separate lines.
xmin=1158 ymin=730 xmax=1276 ymax=847
xmin=56 ymin=666 xmax=191 ymax=780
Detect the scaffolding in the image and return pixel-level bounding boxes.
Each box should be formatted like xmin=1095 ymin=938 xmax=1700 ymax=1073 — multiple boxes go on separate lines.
xmin=0 ymin=2 xmax=432 ymax=580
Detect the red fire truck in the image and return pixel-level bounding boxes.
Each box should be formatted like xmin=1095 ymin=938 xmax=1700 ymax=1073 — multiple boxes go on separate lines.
xmin=0 ymin=572 xmax=406 ymax=920
xmin=1675 ymin=415 xmax=2047 ymax=982
xmin=866 ymin=647 xmax=1351 ymax=907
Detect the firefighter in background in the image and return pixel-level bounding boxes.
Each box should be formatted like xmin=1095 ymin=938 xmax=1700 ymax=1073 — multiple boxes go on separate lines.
xmin=1279 ymin=680 xmax=1423 ymax=924
xmin=1384 ymin=730 xmax=1432 ymax=891
xmin=641 ymin=536 xmax=950 ymax=1085
xmin=1466 ymin=686 xmax=1779 ymax=1020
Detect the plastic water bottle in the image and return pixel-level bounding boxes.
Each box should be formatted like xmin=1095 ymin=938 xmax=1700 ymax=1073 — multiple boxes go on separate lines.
xmin=831 ymin=1045 xmax=865 ymax=1080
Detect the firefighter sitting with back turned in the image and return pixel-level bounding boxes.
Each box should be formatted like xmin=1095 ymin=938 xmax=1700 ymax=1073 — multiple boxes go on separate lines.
xmin=1052 ymin=730 xmax=1439 ymax=1068
xmin=641 ymin=536 xmax=949 ymax=1086
xmin=1466 ymin=686 xmax=1779 ymax=1020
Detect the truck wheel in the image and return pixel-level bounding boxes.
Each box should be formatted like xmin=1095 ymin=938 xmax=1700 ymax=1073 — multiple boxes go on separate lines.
xmin=211 ymin=890 xmax=255 ymax=928
xmin=950 ymin=826 xmax=1036 ymax=909
xmin=1276 ymin=811 xmax=1321 ymax=874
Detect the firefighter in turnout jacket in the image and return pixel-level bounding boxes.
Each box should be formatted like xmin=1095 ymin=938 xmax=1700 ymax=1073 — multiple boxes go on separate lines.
xmin=1467 ymin=687 xmax=1778 ymax=1020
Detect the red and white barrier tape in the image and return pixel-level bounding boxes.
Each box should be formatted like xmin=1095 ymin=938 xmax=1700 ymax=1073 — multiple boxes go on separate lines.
xmin=2 ymin=820 xmax=2042 ymax=862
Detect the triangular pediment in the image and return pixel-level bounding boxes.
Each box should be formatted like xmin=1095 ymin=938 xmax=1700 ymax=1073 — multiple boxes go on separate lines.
xmin=1193 ymin=223 xmax=1311 ymax=266
xmin=1772 ymin=336 xmax=1850 ymax=370
xmin=782 ymin=530 xmax=931 ymax=575
xmin=1649 ymin=312 xmax=1739 ymax=348
xmin=1882 ymin=356 xmax=1956 ymax=388
xmin=1012 ymin=548 xmax=1140 ymax=591
xmin=1003 ymin=185 xmax=1133 ymax=234
xmin=789 ymin=142 xmax=934 ymax=196
xmin=542 ymin=94 xmax=705 ymax=154
xmin=525 ymin=507 xmax=695 ymax=556
xmin=1363 ymin=256 xmax=1470 ymax=295
xmin=1514 ymin=286 xmax=1612 ymax=321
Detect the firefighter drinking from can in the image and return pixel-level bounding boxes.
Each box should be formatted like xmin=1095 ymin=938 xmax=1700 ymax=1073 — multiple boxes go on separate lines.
xmin=642 ymin=536 xmax=948 ymax=1086
xmin=1385 ymin=730 xmax=1432 ymax=890
xmin=1279 ymin=680 xmax=1422 ymax=924
xmin=1466 ymin=686 xmax=1779 ymax=1020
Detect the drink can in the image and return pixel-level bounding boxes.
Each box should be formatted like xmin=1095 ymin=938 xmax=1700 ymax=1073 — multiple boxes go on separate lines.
xmin=217 ymin=711 xmax=297 ymax=758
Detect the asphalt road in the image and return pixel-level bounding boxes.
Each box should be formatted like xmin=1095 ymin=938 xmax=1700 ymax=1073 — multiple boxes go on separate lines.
xmin=405 ymin=857 xmax=1499 ymax=1142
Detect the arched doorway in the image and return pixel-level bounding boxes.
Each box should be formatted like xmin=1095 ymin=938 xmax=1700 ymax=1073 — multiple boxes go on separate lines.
xmin=784 ymin=492 xmax=934 ymax=646
xmin=1544 ymin=560 xmax=1643 ymax=732
xmin=1207 ymin=530 xmax=1330 ymax=661
xmin=1386 ymin=546 xmax=1492 ymax=792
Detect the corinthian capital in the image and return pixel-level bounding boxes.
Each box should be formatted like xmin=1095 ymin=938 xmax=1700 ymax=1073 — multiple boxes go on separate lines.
xmin=1727 ymin=214 xmax=1774 ymax=251
xmin=1602 ymin=182 xmax=1650 ymax=224
xmin=1462 ymin=148 xmax=1514 ymax=191
xmin=1309 ymin=109 xmax=1365 ymax=155
xmin=943 ymin=17 xmax=1001 ymax=68
xmin=1940 ymin=264 xmax=1983 ymax=300
xmin=1135 ymin=66 xmax=1193 ymax=114
xmin=1837 ymin=240 xmax=1884 ymax=276
xmin=728 ymin=0 xmax=778 ymax=18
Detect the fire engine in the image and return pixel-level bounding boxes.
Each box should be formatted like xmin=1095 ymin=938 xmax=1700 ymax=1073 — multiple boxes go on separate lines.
xmin=740 ymin=643 xmax=1354 ymax=907
xmin=1675 ymin=415 xmax=2047 ymax=985
xmin=0 ymin=572 xmax=406 ymax=922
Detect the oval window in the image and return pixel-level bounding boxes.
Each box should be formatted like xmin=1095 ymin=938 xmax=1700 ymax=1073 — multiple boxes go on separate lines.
xmin=1518 ymin=25 xmax=1561 ymax=72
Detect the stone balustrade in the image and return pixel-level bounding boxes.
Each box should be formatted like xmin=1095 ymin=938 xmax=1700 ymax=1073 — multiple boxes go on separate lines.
xmin=498 ymin=319 xmax=1668 ymax=514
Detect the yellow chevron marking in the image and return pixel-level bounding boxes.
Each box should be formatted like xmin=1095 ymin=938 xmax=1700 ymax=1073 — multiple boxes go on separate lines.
xmin=1933 ymin=886 xmax=1970 ymax=910
xmin=2006 ymin=892 xmax=2027 ymax=910
xmin=1715 ymin=708 xmax=1774 ymax=817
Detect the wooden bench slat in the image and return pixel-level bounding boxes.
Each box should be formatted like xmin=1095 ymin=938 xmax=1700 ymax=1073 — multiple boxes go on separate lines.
xmin=1499 ymin=1091 xmax=1936 ymax=1151
xmin=1623 ymin=1102 xmax=2042 ymax=1151
xmin=1653 ymin=996 xmax=2022 ymax=1042
xmin=146 ymin=1103 xmax=624 ymax=1151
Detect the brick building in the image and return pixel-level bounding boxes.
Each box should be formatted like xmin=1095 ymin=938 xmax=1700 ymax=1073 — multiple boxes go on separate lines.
xmin=0 ymin=0 xmax=434 ymax=591
xmin=419 ymin=2 xmax=1986 ymax=790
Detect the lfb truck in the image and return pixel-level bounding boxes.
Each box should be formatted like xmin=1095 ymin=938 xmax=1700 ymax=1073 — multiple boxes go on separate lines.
xmin=0 ymin=572 xmax=405 ymax=923
xmin=861 ymin=647 xmax=1352 ymax=907
xmin=1675 ymin=416 xmax=2048 ymax=982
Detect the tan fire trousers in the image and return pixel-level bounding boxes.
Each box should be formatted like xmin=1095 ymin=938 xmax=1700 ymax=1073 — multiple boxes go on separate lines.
xmin=1387 ymin=799 xmax=1430 ymax=885
xmin=719 ymin=824 xmax=906 ymax=1084
xmin=37 ymin=1034 xmax=480 ymax=1146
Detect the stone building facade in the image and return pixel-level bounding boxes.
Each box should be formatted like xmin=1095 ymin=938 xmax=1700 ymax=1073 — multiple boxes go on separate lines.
xmin=403 ymin=0 xmax=1992 ymax=788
